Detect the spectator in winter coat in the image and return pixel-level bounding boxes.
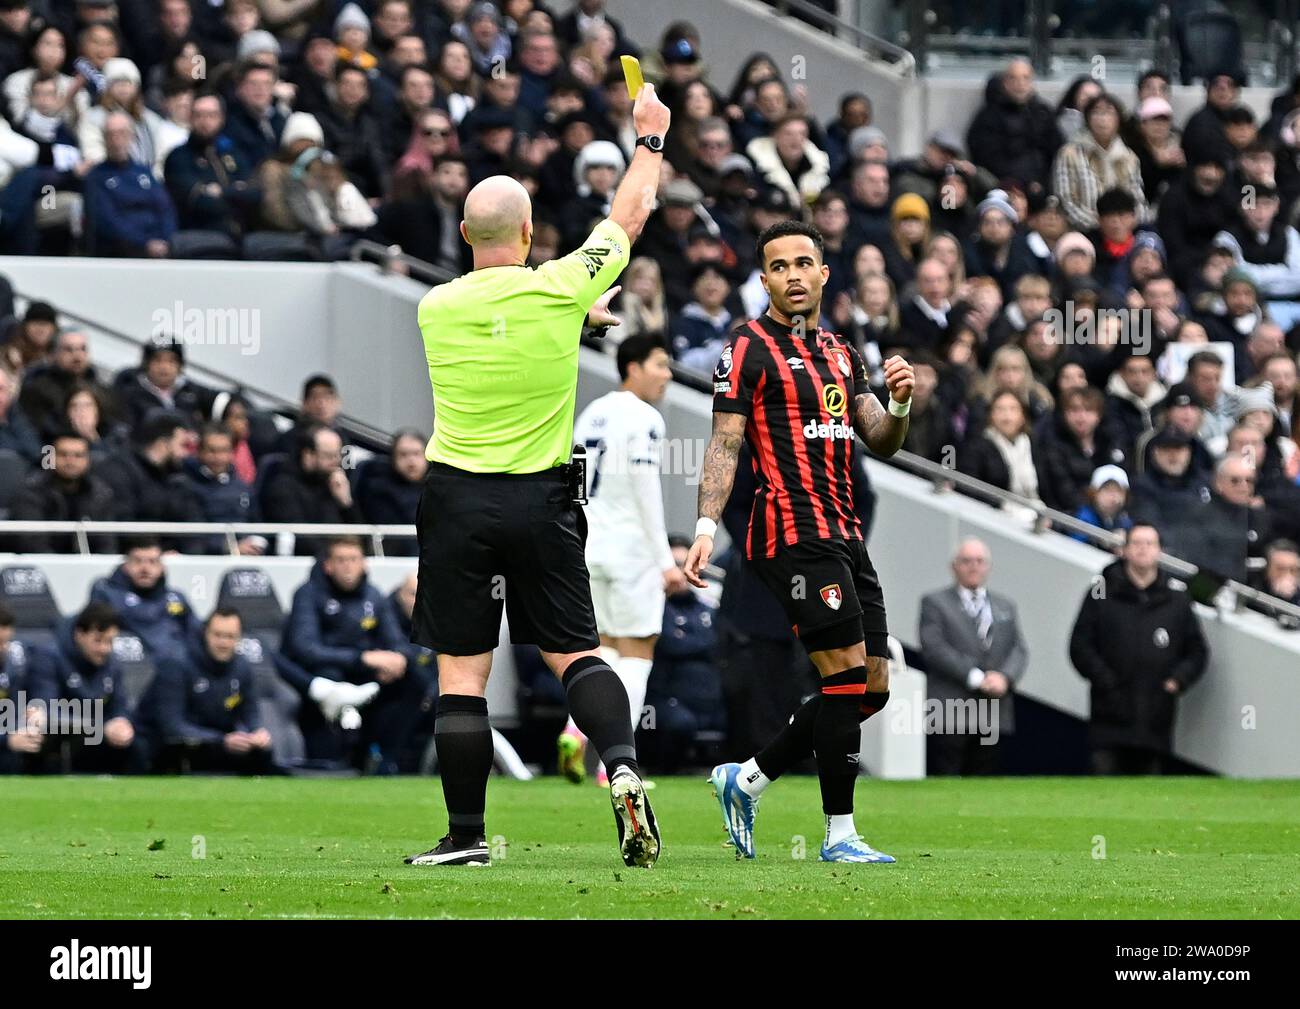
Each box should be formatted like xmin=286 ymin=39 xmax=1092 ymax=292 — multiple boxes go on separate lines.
xmin=222 ymin=61 xmax=286 ymax=171
xmin=1069 ymin=524 xmax=1208 ymax=774
xmin=1128 ymin=426 xmax=1215 ymax=554
xmin=89 ymin=537 xmax=202 ymax=662
xmin=1036 ymin=386 xmax=1128 ymax=513
xmin=183 ymin=423 xmax=263 ymax=556
xmin=1181 ymin=71 xmax=1242 ymax=168
xmin=141 ymin=608 xmax=272 ymax=773
xmin=965 ymin=59 xmax=1062 ymax=189
xmin=94 ymin=411 xmax=206 ymax=550
xmin=642 ymin=537 xmax=725 ymax=773
xmin=1104 ymin=352 xmax=1166 ymax=457
xmin=163 ymin=92 xmax=261 ymax=238
xmin=18 ymin=330 xmax=123 ymax=440
xmin=261 ymin=424 xmax=364 ymax=555
xmin=1213 ymin=183 xmax=1300 ymax=331
xmin=0 ymin=366 xmax=41 ymax=465
xmin=83 ymin=110 xmax=175 ymax=257
xmin=117 ymin=339 xmax=216 ymax=430
xmin=8 ymin=430 xmax=117 ymax=553
xmin=1052 ymin=92 xmax=1147 ymax=232
xmin=25 ymin=604 xmax=141 ymax=773
xmin=357 ymin=429 xmax=427 ymax=557
xmin=672 ymin=262 xmax=733 ymax=372
xmin=961 ymin=189 xmax=1040 ymax=302
xmin=745 ymin=114 xmax=830 ymax=210
xmin=1156 ymin=152 xmax=1235 ymax=290
xmin=279 ymin=536 xmax=433 ymax=770
xmin=1071 ymin=464 xmax=1133 ymax=542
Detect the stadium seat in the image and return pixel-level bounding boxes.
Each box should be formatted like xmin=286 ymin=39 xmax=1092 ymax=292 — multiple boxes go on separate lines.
xmin=241 ymin=232 xmax=320 ymax=262
xmin=235 ymin=634 xmax=306 ymax=766
xmin=216 ymin=568 xmax=285 ymax=635
xmin=112 ymin=634 xmax=157 ymax=712
xmin=0 ymin=565 xmax=62 ymax=649
xmin=169 ymin=230 xmax=241 ymax=260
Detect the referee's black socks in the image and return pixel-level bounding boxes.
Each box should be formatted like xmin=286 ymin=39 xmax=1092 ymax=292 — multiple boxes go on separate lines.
xmin=435 ymin=694 xmax=494 ymax=842
xmin=562 ymin=656 xmax=640 ymax=778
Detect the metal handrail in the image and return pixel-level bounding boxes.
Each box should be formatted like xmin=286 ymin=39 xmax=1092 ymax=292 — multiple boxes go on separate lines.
xmin=0 ymin=521 xmax=415 ymax=558
xmin=767 ymin=0 xmax=916 ymax=74
xmin=885 ymin=447 xmax=1300 ymax=623
xmin=348 ymin=240 xmax=459 ymax=287
xmin=17 ymin=296 xmax=399 ymax=451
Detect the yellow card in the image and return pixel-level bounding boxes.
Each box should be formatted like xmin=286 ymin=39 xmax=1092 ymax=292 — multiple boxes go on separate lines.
xmin=621 ymin=55 xmax=644 ymax=99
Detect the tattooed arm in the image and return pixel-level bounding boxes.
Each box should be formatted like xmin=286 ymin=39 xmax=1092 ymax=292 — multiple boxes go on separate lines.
xmin=853 ymin=355 xmax=914 ymax=458
xmin=683 ymin=411 xmax=747 ymax=587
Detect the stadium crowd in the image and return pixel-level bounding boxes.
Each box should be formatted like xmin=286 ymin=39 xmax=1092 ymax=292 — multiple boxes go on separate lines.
xmin=0 ymin=0 xmax=1296 ymax=601
xmin=0 ymin=0 xmax=1298 ymax=776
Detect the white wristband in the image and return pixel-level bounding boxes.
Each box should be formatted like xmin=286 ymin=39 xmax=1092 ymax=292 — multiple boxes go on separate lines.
xmin=695 ymin=517 xmax=717 ymax=540
xmin=888 ymin=396 xmax=911 ymax=417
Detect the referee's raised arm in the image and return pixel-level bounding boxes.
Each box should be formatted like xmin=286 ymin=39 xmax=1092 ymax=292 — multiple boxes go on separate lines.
xmin=607 ymin=83 xmax=672 ymax=244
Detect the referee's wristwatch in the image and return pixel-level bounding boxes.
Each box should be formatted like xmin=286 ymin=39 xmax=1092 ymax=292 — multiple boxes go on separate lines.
xmin=636 ymin=134 xmax=665 ymax=154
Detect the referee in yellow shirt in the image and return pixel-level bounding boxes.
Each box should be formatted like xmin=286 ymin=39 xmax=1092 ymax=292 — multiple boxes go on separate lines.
xmin=404 ymin=84 xmax=671 ymax=869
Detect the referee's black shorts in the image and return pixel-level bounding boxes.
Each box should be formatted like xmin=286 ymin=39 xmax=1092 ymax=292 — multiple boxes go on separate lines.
xmin=748 ymin=536 xmax=889 ymax=657
xmin=411 ymin=461 xmax=599 ymax=656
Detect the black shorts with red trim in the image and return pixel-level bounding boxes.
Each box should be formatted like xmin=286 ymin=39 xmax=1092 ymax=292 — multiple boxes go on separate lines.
xmin=748 ymin=537 xmax=889 ymax=657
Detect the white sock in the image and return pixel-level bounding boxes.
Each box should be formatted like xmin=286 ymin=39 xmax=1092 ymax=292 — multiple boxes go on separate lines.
xmin=348 ymin=681 xmax=380 ymax=708
xmin=338 ymin=705 xmax=362 ymax=731
xmin=614 ymin=656 xmax=653 ymax=731
xmin=736 ymin=757 xmax=771 ymax=798
xmin=307 ymin=677 xmax=345 ymax=719
xmin=826 ymin=813 xmax=857 ymax=847
xmin=598 ymin=645 xmax=621 ymax=667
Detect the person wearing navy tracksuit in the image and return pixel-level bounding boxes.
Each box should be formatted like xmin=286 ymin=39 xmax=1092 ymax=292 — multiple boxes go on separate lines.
xmin=25 ymin=604 xmax=142 ymax=773
xmin=83 ymin=111 xmax=176 ymax=257
xmin=0 ymin=605 xmax=38 ymax=773
xmin=643 ymin=538 xmax=726 ymax=772
xmin=89 ymin=538 xmax=202 ymax=662
xmin=280 ymin=537 xmax=432 ymax=770
xmin=142 ymin=608 xmax=273 ymax=773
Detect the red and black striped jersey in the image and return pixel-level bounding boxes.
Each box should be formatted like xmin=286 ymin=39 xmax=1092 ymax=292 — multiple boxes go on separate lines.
xmin=713 ymin=314 xmax=868 ymax=560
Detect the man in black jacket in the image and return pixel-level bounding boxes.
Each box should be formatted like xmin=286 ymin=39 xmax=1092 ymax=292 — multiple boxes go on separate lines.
xmin=116 ymin=339 xmax=217 ymax=429
xmin=1069 ymin=523 xmax=1209 ymax=774
xmin=319 ymin=63 xmax=390 ymax=200
xmin=357 ymin=429 xmax=426 ymax=557
xmin=183 ymin=423 xmax=263 ymax=556
xmin=966 ymin=59 xmax=1062 ymax=190
xmin=141 ymin=607 xmax=273 ymax=773
xmin=1181 ymin=71 xmax=1243 ymax=167
xmin=262 ymin=424 xmax=364 ymax=555
xmin=163 ymin=92 xmax=262 ymax=238
xmin=9 ymin=431 xmax=117 ymax=553
xmin=1036 ymin=386 xmax=1127 ymax=513
xmin=280 ymin=537 xmax=432 ymax=770
xmin=18 ymin=331 xmax=123 ymax=437
xmin=96 ymin=410 xmax=203 ymax=537
xmin=1157 ymin=151 xmax=1236 ymax=290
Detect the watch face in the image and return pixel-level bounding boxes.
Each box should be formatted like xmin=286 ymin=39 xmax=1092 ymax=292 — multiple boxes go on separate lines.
xmin=642 ymin=135 xmax=663 ymax=152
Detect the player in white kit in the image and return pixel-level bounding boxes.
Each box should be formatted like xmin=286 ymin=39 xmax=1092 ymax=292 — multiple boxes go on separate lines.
xmin=559 ymin=335 xmax=689 ymax=783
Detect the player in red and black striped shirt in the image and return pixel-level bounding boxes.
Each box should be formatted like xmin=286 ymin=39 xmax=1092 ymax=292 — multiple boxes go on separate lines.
xmin=684 ymin=220 xmax=915 ymax=864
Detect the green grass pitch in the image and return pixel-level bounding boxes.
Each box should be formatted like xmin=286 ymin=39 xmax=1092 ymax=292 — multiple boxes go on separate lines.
xmin=2 ymin=775 xmax=1298 ymax=919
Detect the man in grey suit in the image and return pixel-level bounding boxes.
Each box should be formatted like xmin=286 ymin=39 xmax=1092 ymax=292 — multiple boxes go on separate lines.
xmin=918 ymin=537 xmax=1029 ymax=775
